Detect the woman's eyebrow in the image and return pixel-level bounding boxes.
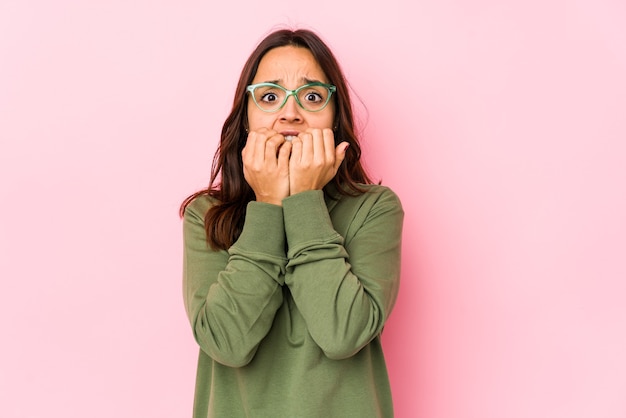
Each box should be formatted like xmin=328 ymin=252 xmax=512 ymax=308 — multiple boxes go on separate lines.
xmin=302 ymin=77 xmax=324 ymax=84
xmin=257 ymin=77 xmax=324 ymax=86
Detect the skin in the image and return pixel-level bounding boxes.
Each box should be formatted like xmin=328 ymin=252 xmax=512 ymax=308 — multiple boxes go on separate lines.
xmin=242 ymin=46 xmax=350 ymax=206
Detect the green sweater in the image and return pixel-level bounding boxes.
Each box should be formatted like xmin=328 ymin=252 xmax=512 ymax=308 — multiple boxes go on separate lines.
xmin=182 ymin=184 xmax=404 ymax=418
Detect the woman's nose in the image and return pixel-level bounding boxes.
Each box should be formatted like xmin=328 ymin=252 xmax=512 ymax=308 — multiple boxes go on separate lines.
xmin=278 ymin=94 xmax=303 ymax=122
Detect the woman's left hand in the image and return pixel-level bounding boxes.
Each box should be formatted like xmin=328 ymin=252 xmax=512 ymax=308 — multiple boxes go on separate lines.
xmin=288 ymin=128 xmax=349 ymax=195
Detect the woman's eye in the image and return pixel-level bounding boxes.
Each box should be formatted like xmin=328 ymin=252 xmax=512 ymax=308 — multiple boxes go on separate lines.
xmin=304 ymin=93 xmax=323 ymax=102
xmin=261 ymin=93 xmax=278 ymax=102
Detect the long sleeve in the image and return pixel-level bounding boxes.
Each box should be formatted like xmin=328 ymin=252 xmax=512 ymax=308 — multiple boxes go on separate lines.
xmin=282 ymin=186 xmax=404 ymax=360
xmin=182 ymin=196 xmax=287 ymax=367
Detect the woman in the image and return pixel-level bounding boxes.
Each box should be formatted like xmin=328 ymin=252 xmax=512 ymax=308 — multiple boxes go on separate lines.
xmin=181 ymin=28 xmax=404 ymax=418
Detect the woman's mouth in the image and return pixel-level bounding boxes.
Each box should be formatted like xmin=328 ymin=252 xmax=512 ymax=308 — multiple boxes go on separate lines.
xmin=281 ymin=131 xmax=299 ymax=141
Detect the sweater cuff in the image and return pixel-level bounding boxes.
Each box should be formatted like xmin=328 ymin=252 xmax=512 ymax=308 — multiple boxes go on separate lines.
xmin=232 ymin=201 xmax=286 ymax=257
xmin=282 ymin=190 xmax=341 ymax=253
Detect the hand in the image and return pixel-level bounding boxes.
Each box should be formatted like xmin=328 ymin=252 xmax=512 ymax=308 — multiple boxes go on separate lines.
xmin=242 ymin=128 xmax=293 ymax=206
xmin=288 ymin=128 xmax=349 ymax=195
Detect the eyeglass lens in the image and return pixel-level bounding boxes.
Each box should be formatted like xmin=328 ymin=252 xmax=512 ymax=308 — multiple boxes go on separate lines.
xmin=251 ymin=84 xmax=331 ymax=112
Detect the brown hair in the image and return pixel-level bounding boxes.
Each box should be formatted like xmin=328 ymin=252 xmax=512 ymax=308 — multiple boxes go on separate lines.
xmin=180 ymin=28 xmax=373 ymax=250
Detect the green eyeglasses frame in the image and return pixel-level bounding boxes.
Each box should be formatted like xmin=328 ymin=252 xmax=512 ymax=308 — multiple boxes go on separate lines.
xmin=246 ymin=82 xmax=337 ymax=113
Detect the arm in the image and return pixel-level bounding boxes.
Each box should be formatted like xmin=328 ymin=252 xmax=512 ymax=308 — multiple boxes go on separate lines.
xmin=282 ymin=187 xmax=404 ymax=359
xmin=182 ymin=197 xmax=287 ymax=367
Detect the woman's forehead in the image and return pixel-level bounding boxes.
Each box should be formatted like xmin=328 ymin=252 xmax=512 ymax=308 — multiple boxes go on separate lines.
xmin=254 ymin=46 xmax=328 ymax=84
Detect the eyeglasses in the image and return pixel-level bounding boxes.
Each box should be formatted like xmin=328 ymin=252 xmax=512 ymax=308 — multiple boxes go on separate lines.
xmin=246 ymin=82 xmax=336 ymax=113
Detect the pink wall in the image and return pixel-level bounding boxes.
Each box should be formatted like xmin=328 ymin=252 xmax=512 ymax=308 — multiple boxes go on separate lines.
xmin=1 ymin=1 xmax=625 ymax=417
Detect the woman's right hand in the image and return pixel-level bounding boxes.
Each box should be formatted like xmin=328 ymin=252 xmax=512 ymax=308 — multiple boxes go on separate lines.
xmin=242 ymin=128 xmax=292 ymax=206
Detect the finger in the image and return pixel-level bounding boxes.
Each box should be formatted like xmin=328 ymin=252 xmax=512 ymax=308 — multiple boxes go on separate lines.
xmin=299 ymin=131 xmax=314 ymax=164
xmin=252 ymin=128 xmax=275 ymax=162
xmin=322 ymin=128 xmax=335 ymax=164
xmin=290 ymin=135 xmax=303 ymax=164
xmin=242 ymin=131 xmax=256 ymax=163
xmin=265 ymin=133 xmax=285 ymax=163
xmin=248 ymin=131 xmax=264 ymax=164
xmin=308 ymin=129 xmax=325 ymax=165
xmin=334 ymin=141 xmax=350 ymax=171
xmin=277 ymin=140 xmax=292 ymax=167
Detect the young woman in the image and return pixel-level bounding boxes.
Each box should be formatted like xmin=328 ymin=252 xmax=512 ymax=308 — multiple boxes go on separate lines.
xmin=181 ymin=28 xmax=404 ymax=418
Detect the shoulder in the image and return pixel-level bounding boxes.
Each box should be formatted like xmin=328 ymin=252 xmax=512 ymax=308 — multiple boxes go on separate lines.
xmin=330 ymin=183 xmax=403 ymax=221
xmin=343 ymin=184 xmax=403 ymax=210
xmin=360 ymin=184 xmax=401 ymax=201
xmin=183 ymin=193 xmax=219 ymax=221
xmin=359 ymin=184 xmax=403 ymax=219
xmin=328 ymin=184 xmax=403 ymax=241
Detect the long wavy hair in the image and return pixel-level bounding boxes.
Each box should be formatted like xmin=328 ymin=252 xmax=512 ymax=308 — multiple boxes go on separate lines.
xmin=180 ymin=29 xmax=373 ymax=250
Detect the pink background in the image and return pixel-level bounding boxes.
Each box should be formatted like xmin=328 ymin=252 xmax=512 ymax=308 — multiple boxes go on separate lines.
xmin=1 ymin=1 xmax=625 ymax=417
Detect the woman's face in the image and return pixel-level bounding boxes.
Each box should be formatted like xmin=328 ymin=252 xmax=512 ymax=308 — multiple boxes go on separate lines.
xmin=246 ymin=46 xmax=335 ymax=136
